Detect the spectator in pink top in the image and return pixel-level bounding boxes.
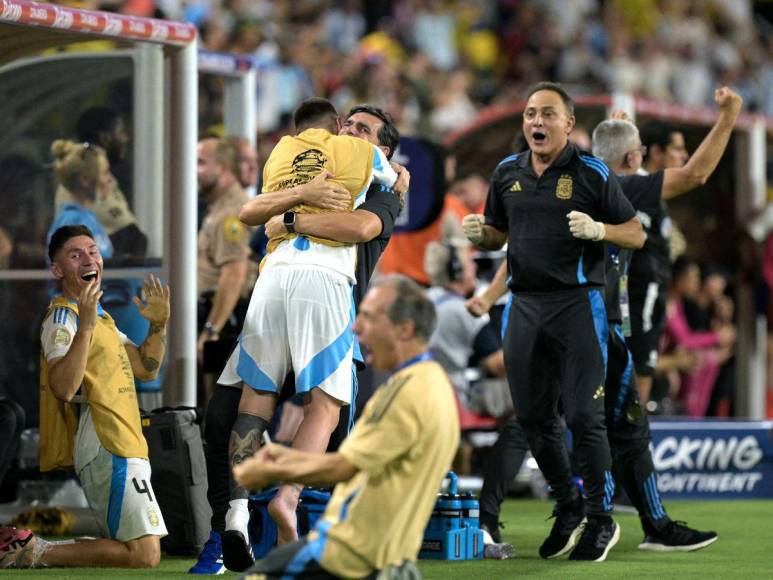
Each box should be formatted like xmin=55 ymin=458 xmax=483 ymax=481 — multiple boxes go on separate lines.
xmin=665 ymin=257 xmax=735 ymax=416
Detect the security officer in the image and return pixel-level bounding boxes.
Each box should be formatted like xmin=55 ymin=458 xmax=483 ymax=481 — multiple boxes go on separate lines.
xmin=463 ymin=82 xmax=644 ymax=562
xmin=197 ymin=138 xmax=253 ymax=400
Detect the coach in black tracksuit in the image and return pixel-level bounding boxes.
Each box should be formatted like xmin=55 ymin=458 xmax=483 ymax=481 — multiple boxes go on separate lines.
xmin=463 ymin=82 xmax=644 ymax=562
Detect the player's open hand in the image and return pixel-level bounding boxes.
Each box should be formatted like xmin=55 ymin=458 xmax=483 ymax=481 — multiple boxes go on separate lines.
xmin=390 ymin=162 xmax=411 ymax=196
xmin=132 ymin=274 xmax=170 ymax=326
xmin=462 ymin=214 xmax=485 ymax=245
xmin=297 ymin=171 xmax=350 ymax=212
xmin=78 ymin=278 xmax=103 ymax=331
xmin=714 ymin=87 xmax=742 ymax=114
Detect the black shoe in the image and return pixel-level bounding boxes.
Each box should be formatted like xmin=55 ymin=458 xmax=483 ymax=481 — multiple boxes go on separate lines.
xmin=221 ymin=530 xmax=254 ymax=572
xmin=639 ymin=520 xmax=718 ymax=552
xmin=569 ymin=517 xmax=620 ymax=562
xmin=539 ymin=498 xmax=587 ymax=559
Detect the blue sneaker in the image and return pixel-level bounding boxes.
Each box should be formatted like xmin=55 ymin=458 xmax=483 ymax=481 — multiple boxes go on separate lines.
xmin=188 ymin=531 xmax=225 ymax=575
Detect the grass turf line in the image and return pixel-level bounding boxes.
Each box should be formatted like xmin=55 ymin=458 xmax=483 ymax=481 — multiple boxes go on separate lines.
xmin=3 ymin=499 xmax=771 ymax=578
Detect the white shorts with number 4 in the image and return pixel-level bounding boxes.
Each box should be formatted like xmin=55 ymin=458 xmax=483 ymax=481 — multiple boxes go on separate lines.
xmin=77 ymin=446 xmax=167 ymax=542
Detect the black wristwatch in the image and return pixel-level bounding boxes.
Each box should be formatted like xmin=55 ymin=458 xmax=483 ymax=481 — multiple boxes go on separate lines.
xmin=283 ymin=211 xmax=296 ymax=234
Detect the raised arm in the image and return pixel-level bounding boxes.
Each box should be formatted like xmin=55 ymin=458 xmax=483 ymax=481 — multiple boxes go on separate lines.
xmin=662 ymin=87 xmax=743 ymax=200
xmin=125 ymin=275 xmax=170 ymax=381
xmin=238 ymin=171 xmax=351 ymax=226
xmin=466 ymin=260 xmax=509 ymax=317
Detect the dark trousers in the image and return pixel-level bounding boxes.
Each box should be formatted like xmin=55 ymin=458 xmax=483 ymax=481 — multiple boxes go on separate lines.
xmin=606 ymin=325 xmax=668 ymax=532
xmin=479 ymin=416 xmax=529 ymax=518
xmin=504 ymin=289 xmax=613 ymax=517
xmin=0 ymin=397 xmax=24 ymax=486
xmin=483 ymin=324 xmax=670 ymax=533
xmin=204 ymin=385 xmax=242 ymax=533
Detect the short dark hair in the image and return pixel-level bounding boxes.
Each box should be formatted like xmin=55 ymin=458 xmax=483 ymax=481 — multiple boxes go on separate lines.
xmin=48 ymin=225 xmax=95 ymax=262
xmin=639 ymin=120 xmax=679 ymax=162
xmin=293 ymin=98 xmax=339 ymax=134
xmin=526 ymin=81 xmax=575 ymax=117
xmin=346 ymin=104 xmax=400 ymax=160
xmin=77 ymin=107 xmax=122 ymax=144
xmin=373 ymin=275 xmax=437 ymax=342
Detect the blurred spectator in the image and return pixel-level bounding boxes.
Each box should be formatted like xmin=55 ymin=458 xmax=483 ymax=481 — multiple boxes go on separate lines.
xmin=225 ymin=135 xmax=260 ymax=191
xmin=48 ymin=140 xmax=114 ymax=260
xmin=425 ymin=238 xmax=505 ymax=403
xmin=0 ymin=154 xmax=48 ymax=268
xmin=664 ymin=257 xmax=736 ymax=417
xmin=0 ymin=396 xmax=24 ymax=489
xmin=683 ymin=264 xmax=737 ymax=416
xmin=0 ymin=228 xmax=11 ymax=270
xmin=58 ymin=107 xmax=148 ymax=259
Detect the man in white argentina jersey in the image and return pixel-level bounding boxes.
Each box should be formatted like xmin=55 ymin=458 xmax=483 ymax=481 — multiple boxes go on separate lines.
xmin=0 ymin=225 xmax=169 ymax=569
xmin=216 ymin=98 xmax=397 ymax=571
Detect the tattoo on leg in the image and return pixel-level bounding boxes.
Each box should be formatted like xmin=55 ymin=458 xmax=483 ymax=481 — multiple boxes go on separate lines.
xmin=230 ymin=414 xmax=270 ymax=499
xmin=229 ymin=430 xmax=261 ymax=467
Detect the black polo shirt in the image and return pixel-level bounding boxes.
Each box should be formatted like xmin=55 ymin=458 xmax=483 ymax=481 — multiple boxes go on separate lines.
xmin=623 ymin=170 xmax=671 ymax=289
xmin=484 ymin=143 xmax=635 ymax=293
xmin=605 ymin=171 xmax=665 ymax=323
xmin=354 ymin=183 xmax=401 ymax=308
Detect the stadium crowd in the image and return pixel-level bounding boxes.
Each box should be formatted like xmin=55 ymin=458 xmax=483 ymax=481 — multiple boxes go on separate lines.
xmin=56 ymin=0 xmax=773 ymax=139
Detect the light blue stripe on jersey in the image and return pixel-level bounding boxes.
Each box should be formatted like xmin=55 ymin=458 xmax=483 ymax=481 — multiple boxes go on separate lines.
xmin=236 ymin=338 xmax=279 ymax=392
xmin=588 ymin=289 xmax=609 ymax=373
xmin=576 ymin=250 xmax=587 ymax=284
xmin=348 ymin=364 xmax=358 ymax=433
xmin=295 ymin=304 xmax=355 ymax=393
xmin=579 ymin=155 xmax=609 ymax=181
xmin=108 ymin=455 xmax=128 ymax=539
xmin=602 ymin=470 xmax=615 ymax=512
xmin=496 ymin=153 xmax=521 ymax=169
xmin=501 ymin=293 xmax=513 ymax=341
xmin=612 ymin=325 xmax=634 ymax=423
xmin=644 ymin=473 xmax=667 ymax=520
xmin=372 ymin=148 xmax=384 ymax=173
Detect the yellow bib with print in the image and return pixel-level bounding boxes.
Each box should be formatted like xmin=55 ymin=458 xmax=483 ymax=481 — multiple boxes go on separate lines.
xmin=262 ymin=128 xmax=375 ymax=256
xmin=39 ymin=297 xmax=148 ymax=471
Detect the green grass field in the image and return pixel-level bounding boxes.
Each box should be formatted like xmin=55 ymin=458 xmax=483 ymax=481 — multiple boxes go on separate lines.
xmin=4 ymin=499 xmax=772 ymax=579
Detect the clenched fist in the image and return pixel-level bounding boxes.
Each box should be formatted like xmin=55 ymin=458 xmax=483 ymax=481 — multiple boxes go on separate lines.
xmin=462 ymin=214 xmax=485 ymax=245
xmin=567 ymin=211 xmax=605 ymax=241
xmin=714 ymin=87 xmax=742 ymax=114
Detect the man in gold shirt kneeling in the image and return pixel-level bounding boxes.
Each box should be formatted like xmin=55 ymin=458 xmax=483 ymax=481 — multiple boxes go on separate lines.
xmin=234 ymin=275 xmax=460 ymax=579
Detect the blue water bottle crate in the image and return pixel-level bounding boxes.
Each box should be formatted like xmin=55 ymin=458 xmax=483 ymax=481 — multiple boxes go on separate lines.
xmin=420 ymin=472 xmax=484 ymax=560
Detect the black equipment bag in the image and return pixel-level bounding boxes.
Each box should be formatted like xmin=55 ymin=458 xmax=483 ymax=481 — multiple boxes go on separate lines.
xmin=141 ymin=407 xmax=211 ymax=555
